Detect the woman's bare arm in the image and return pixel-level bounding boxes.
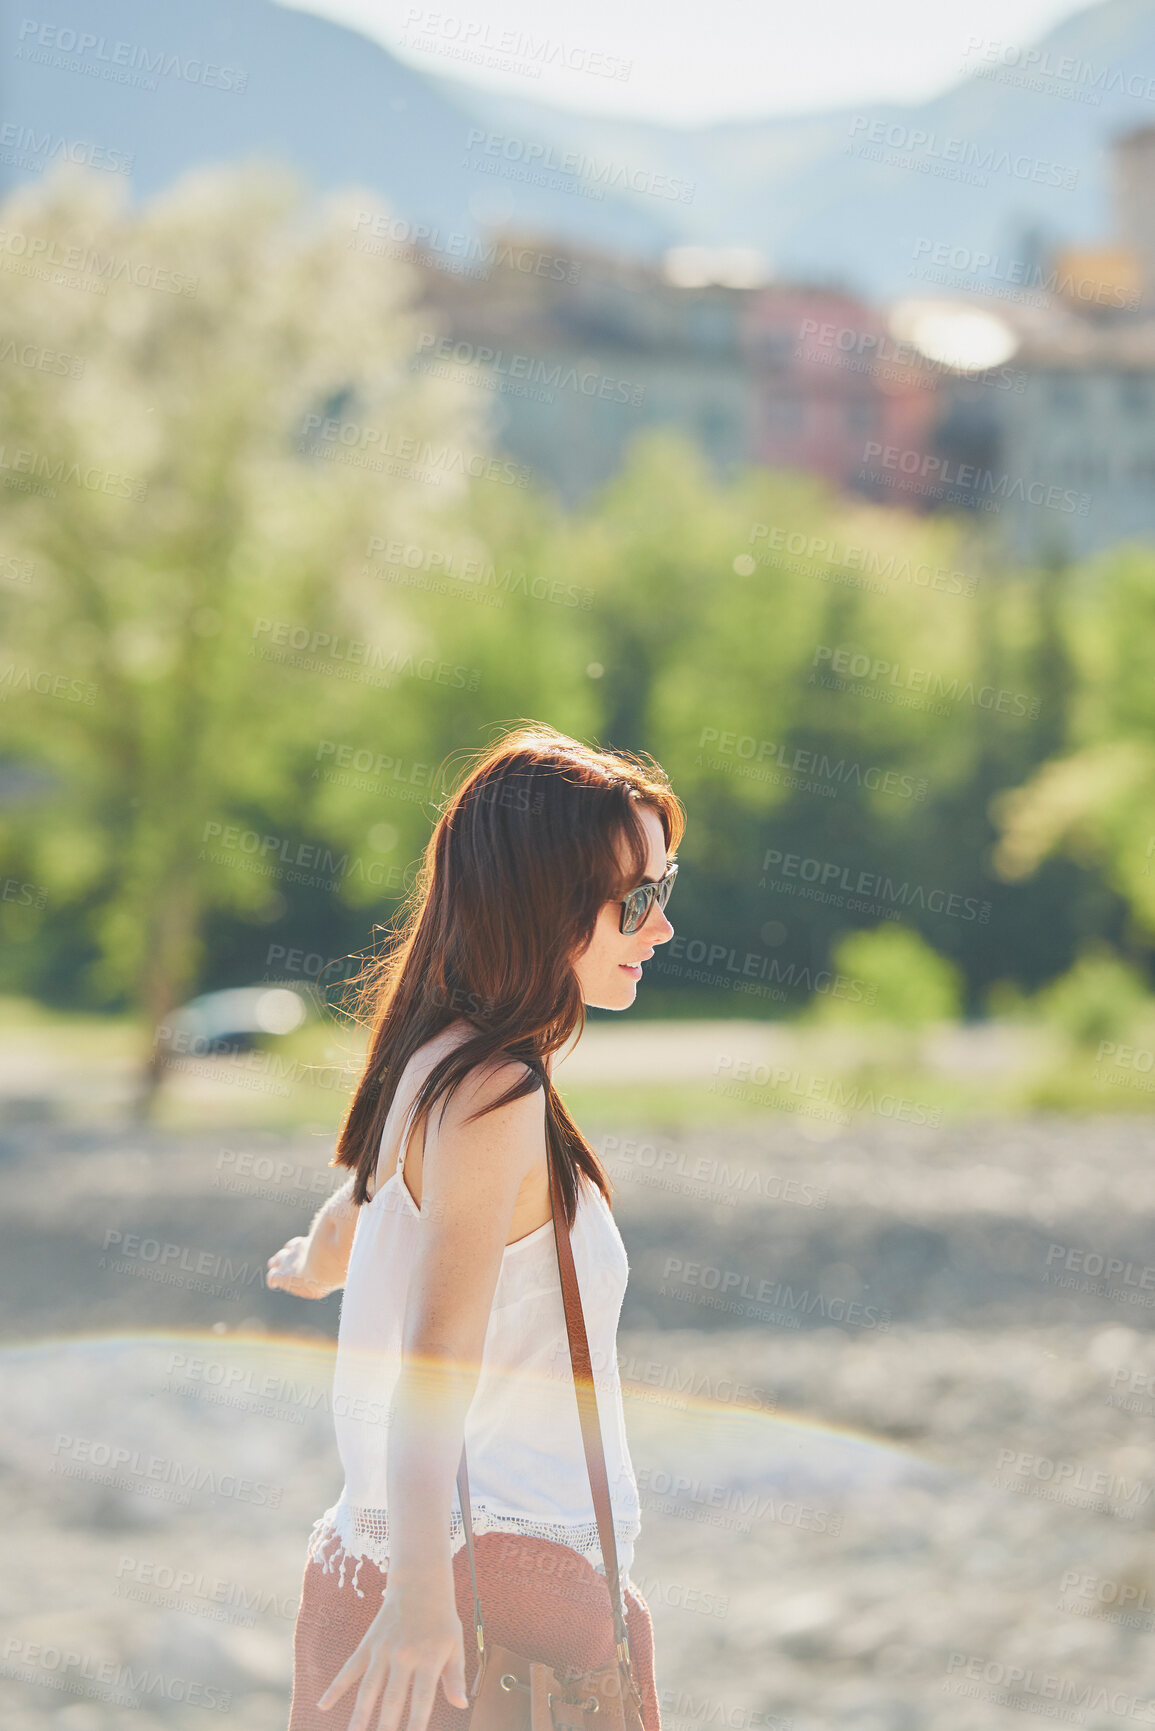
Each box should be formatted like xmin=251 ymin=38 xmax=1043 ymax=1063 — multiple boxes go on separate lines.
xmin=388 ymin=1061 xmax=544 ymax=1574
xmin=265 ymin=1174 xmax=359 ymax=1298
xmin=317 ymin=1059 xmax=545 ymax=1730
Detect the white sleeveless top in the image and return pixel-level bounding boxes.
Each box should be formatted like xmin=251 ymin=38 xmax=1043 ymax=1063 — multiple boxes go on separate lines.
xmin=306 ymin=1091 xmax=642 ymax=1598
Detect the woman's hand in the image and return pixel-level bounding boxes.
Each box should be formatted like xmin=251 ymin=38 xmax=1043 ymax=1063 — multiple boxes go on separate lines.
xmin=266 ymin=1179 xmax=358 ymax=1298
xmin=317 ymin=1572 xmax=469 ymax=1730
xmin=265 ymin=1236 xmax=342 ymax=1299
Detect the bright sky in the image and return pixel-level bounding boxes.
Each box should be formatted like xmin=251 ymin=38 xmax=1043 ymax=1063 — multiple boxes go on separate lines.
xmin=277 ymin=0 xmax=1086 ymax=125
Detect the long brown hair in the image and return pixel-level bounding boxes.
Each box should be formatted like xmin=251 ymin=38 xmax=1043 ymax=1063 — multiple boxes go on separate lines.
xmin=333 ymin=721 xmax=686 ymax=1225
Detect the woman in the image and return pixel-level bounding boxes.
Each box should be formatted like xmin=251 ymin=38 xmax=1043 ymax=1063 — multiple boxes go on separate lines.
xmin=267 ymin=722 xmax=684 ymax=1731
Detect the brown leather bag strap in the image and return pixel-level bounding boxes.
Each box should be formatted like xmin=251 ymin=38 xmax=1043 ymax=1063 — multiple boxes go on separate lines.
xmin=453 ymin=1148 xmax=634 ymax=1670
xmin=546 ymin=1151 xmax=633 ymax=1655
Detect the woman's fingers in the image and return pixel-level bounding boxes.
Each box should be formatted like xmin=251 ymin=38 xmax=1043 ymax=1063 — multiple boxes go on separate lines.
xmin=394 ymin=1670 xmax=440 ymax=1731
xmin=351 ymin=1654 xmax=407 ymax=1731
xmin=267 ymin=1237 xmax=305 ymax=1268
xmin=316 ymin=1636 xmax=372 ymax=1710
xmin=316 ymin=1614 xmax=465 ymax=1727
xmin=267 ymin=1238 xmax=329 ymax=1296
xmin=440 ymin=1643 xmax=469 ymax=1710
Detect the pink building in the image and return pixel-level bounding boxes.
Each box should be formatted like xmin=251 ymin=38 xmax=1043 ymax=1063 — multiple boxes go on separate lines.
xmin=741 ymin=285 xmax=940 ymax=501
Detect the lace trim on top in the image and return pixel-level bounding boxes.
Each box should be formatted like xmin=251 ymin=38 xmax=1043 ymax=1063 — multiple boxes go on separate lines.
xmin=306 ymin=1500 xmax=641 ymax=1600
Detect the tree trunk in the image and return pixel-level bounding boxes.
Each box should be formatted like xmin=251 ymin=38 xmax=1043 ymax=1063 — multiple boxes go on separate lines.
xmin=132 ymin=881 xmax=200 ymax=1121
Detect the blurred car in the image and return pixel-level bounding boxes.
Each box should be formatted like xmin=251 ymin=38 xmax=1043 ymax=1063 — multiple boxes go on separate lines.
xmin=156 ymin=985 xmax=308 ymax=1057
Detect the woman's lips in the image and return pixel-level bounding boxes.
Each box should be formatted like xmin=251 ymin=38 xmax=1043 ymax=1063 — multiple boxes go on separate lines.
xmin=619 ymin=956 xmax=649 ymax=979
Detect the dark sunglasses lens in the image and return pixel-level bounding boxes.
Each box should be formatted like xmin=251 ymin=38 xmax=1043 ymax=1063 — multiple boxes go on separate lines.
xmin=621 ymin=889 xmax=646 ymax=933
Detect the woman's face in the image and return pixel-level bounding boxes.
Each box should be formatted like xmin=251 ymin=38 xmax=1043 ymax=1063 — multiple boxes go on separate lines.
xmin=572 ymin=805 xmax=676 ymax=1011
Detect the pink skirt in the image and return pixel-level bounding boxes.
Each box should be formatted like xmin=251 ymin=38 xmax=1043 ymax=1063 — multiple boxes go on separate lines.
xmin=289 ymin=1530 xmax=661 ymax=1731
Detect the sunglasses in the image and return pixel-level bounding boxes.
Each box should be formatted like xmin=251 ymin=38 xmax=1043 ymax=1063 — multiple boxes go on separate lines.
xmin=619 ymin=860 xmax=678 ymax=935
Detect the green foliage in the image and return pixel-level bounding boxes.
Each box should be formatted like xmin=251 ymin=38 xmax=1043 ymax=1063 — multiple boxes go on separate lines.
xmin=1026 ymin=943 xmax=1150 ymax=1049
xmin=2 ymin=162 xmax=1155 ymax=1060
xmin=812 ymin=924 xmax=964 ymax=1027
xmin=0 ymin=161 xmax=492 ymax=1030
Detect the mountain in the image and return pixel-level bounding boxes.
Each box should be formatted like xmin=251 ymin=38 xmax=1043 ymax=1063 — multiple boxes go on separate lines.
xmin=437 ymin=0 xmax=1155 ymax=295
xmin=4 ymin=0 xmax=1155 ymax=297
xmin=0 ymin=0 xmax=680 ymax=255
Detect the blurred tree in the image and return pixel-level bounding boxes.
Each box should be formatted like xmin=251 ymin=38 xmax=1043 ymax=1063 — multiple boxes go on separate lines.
xmin=811 ymin=924 xmax=964 ymax=1027
xmin=0 ymin=160 xmax=486 ymax=1108
xmin=991 ymin=544 xmax=1155 ymax=953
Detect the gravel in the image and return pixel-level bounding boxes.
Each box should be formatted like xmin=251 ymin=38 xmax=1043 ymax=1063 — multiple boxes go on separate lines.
xmin=2 ymin=1113 xmax=1153 ymax=1730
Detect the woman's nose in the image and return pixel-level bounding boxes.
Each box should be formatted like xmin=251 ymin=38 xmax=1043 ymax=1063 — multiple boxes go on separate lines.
xmin=648 ymin=904 xmax=675 ymax=942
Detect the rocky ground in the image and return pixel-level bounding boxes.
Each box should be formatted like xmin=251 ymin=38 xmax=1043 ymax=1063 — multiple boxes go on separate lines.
xmin=2 ymin=1111 xmax=1154 ymax=1730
